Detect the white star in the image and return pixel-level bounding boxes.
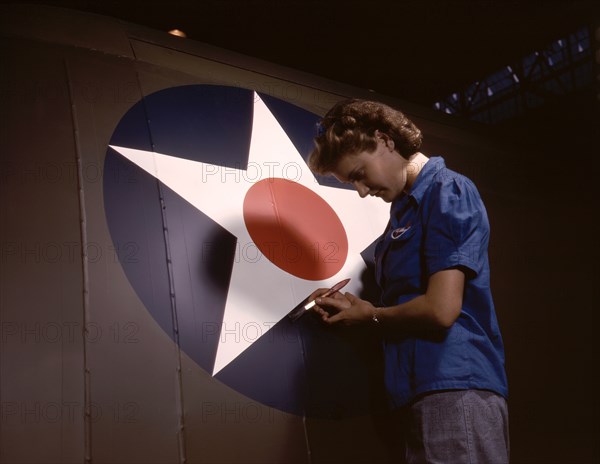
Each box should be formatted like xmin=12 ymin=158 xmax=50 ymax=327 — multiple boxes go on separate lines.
xmin=110 ymin=93 xmax=389 ymax=374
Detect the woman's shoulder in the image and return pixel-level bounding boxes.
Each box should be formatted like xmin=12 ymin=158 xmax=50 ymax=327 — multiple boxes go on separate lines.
xmin=429 ymin=160 xmax=479 ymax=198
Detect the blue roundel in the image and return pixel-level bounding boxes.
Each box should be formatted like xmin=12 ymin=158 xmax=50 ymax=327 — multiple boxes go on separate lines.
xmin=103 ymin=85 xmax=384 ymax=418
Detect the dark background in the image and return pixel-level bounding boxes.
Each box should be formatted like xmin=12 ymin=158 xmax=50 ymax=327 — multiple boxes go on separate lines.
xmin=2 ymin=1 xmax=599 ymax=462
xmin=6 ymin=0 xmax=597 ymax=107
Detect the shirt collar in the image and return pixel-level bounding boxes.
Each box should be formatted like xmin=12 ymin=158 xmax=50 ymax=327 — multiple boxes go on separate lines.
xmin=406 ymin=156 xmax=445 ymax=205
xmin=389 ymin=156 xmax=445 ymax=220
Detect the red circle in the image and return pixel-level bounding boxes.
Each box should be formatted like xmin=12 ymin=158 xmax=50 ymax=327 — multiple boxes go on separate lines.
xmin=243 ymin=178 xmax=348 ymax=280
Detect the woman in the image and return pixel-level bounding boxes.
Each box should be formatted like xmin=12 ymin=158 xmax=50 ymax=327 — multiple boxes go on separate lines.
xmin=307 ymin=99 xmax=509 ymax=463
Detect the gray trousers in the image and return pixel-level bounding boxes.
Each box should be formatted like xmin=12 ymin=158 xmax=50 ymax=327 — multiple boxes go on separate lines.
xmin=392 ymin=390 xmax=510 ymax=464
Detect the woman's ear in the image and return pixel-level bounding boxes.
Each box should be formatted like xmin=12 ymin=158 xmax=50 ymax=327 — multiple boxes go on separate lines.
xmin=375 ymin=130 xmax=395 ymax=151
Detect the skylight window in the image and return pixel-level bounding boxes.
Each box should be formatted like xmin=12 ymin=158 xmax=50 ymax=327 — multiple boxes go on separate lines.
xmin=433 ymin=26 xmax=592 ymax=124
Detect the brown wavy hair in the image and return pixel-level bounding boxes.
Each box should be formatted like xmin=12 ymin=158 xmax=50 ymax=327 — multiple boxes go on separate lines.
xmin=308 ymin=99 xmax=423 ymax=174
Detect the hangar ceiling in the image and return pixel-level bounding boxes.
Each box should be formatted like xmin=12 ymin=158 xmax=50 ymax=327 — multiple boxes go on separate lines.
xmin=10 ymin=0 xmax=599 ymax=107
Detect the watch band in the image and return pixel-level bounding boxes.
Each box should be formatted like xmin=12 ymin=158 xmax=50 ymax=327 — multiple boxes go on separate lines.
xmin=372 ymin=307 xmax=382 ymax=323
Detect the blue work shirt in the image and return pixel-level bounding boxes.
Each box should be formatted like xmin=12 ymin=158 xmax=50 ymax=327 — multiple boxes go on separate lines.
xmin=374 ymin=156 xmax=508 ymax=408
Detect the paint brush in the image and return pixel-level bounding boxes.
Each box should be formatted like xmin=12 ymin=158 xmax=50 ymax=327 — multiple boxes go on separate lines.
xmin=288 ymin=278 xmax=350 ymax=321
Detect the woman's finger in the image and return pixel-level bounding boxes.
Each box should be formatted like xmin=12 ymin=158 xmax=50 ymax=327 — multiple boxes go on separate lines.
xmin=307 ymin=287 xmax=330 ymax=302
xmin=316 ymin=295 xmax=348 ymax=311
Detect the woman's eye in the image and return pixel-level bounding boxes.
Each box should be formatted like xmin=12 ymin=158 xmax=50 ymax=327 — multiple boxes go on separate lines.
xmin=348 ymin=169 xmax=364 ymax=183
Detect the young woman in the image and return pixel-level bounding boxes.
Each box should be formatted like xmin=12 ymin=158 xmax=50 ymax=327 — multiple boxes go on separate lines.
xmin=307 ymin=99 xmax=509 ymax=463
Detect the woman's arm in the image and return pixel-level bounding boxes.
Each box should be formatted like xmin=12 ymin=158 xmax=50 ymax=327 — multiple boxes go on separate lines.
xmin=313 ymin=268 xmax=464 ymax=329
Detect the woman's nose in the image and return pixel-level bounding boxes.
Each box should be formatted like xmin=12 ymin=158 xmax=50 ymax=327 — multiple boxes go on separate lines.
xmin=354 ymin=181 xmax=369 ymax=198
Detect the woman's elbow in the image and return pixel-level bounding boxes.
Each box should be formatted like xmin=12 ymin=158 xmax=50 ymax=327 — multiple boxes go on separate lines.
xmin=426 ymin=268 xmax=465 ymax=329
xmin=433 ymin=304 xmax=462 ymax=329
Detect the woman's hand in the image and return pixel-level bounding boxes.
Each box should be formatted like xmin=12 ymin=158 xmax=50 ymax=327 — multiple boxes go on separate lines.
xmin=311 ymin=291 xmax=376 ymax=325
xmin=306 ymin=287 xmax=349 ymax=321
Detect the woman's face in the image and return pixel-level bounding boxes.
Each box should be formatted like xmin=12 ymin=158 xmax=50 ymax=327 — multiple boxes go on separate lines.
xmin=331 ymin=137 xmax=409 ymax=203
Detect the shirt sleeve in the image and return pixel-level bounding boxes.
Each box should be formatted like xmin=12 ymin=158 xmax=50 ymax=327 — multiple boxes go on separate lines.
xmin=424 ymin=175 xmax=488 ymax=278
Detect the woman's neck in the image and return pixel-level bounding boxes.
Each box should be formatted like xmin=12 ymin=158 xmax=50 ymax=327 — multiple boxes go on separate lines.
xmin=404 ymin=152 xmax=429 ymax=192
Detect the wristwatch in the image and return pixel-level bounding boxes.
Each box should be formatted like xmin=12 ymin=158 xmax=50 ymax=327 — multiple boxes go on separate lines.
xmin=372 ymin=307 xmax=382 ymax=323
